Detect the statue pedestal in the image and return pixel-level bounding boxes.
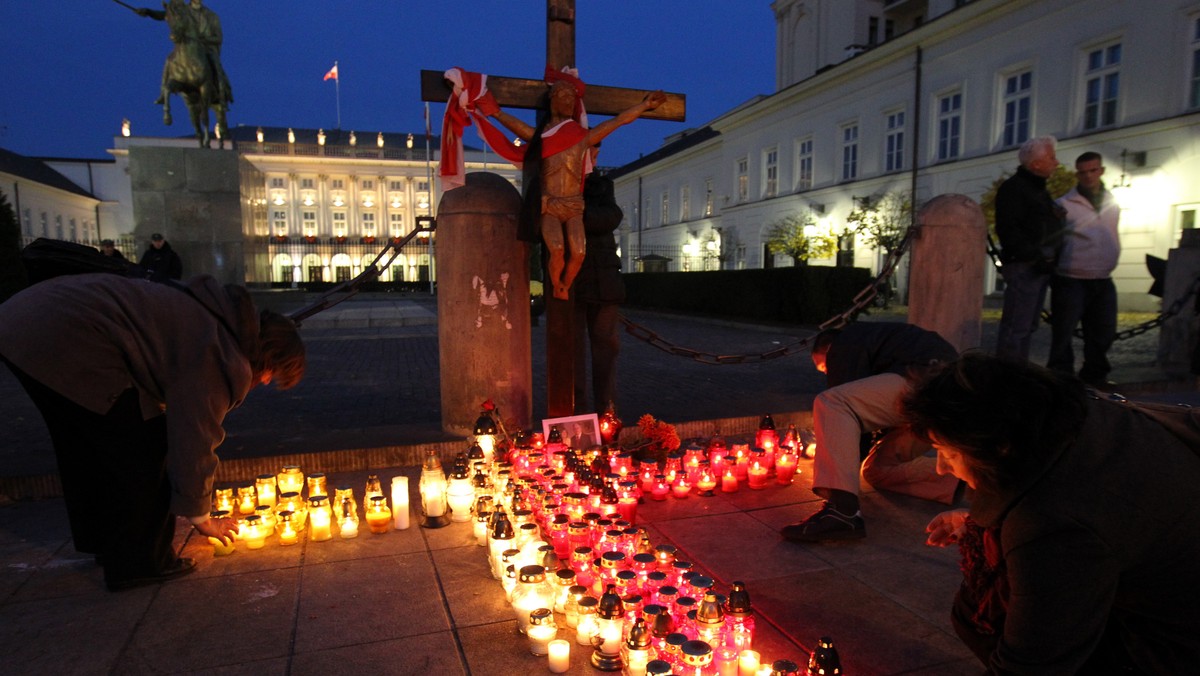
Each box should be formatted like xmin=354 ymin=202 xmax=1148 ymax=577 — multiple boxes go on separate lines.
xmin=908 ymin=194 xmax=986 ymax=352
xmin=1158 ymin=229 xmax=1200 ymax=376
xmin=128 ymin=146 xmax=249 ymax=285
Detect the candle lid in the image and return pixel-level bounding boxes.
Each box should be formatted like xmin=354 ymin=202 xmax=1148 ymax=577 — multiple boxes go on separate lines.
xmin=680 ymin=639 xmax=713 ymax=665
xmin=726 ymin=580 xmax=753 ymax=616
xmin=554 ymin=568 xmax=576 ymax=584
xmin=646 ymin=660 xmax=672 ymax=676
xmin=528 ymin=607 xmax=554 ymax=626
xmin=577 ymin=596 xmax=599 ymax=612
xmin=309 ymin=495 xmax=328 ymax=507
xmin=209 ymin=509 xmax=230 ymax=519
xmin=256 ymin=473 xmax=274 ymax=481
xmin=770 ymin=659 xmax=801 ymax=676
xmin=518 ymin=565 xmax=546 ymax=583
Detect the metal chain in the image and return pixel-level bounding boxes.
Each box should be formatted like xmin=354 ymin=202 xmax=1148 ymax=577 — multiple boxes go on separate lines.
xmin=985 ymin=245 xmax=1200 ymax=341
xmin=619 ymin=224 xmax=919 ymax=364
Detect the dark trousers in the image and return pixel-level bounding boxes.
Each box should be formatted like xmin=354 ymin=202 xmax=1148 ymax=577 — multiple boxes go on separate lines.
xmin=1047 ymin=275 xmax=1117 ymax=383
xmin=4 ymin=361 xmax=176 ymax=585
xmin=573 ymin=301 xmax=620 ymax=414
xmin=996 ymin=261 xmax=1051 ymax=362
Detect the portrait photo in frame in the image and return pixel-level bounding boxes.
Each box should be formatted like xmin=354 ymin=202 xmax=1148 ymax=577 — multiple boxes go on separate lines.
xmin=542 ymin=413 xmax=601 ymax=451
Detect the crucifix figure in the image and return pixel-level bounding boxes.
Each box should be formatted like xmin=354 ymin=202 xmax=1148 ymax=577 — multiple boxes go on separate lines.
xmin=421 ymin=0 xmax=685 ymax=416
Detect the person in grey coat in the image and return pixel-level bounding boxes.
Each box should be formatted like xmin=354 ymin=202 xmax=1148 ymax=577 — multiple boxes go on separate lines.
xmin=0 ymin=273 xmax=305 ymax=591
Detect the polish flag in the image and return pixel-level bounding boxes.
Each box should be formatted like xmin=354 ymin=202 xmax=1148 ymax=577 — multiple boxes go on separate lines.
xmin=323 ymin=64 xmax=338 ymax=81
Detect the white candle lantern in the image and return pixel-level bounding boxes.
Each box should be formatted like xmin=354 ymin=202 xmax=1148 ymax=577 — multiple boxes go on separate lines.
xmin=526 ymin=608 xmax=558 ymax=656
xmin=446 ymin=468 xmax=475 ymax=522
xmin=419 ymin=450 xmax=451 ymax=528
xmin=473 ymin=411 xmax=498 ymax=465
xmin=391 ymin=476 xmax=410 ymax=530
xmin=242 ymin=514 xmax=266 ymax=549
xmin=590 ymin=584 xmax=626 ymax=671
xmin=621 ymin=617 xmax=655 ymax=676
xmin=511 ymin=565 xmax=556 ymax=635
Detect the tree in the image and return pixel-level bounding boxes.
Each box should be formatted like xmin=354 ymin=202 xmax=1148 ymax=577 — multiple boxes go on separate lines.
xmin=845 ymin=190 xmax=914 ymax=255
xmin=0 ymin=188 xmax=27 ymax=303
xmin=765 ymin=212 xmax=837 ymax=264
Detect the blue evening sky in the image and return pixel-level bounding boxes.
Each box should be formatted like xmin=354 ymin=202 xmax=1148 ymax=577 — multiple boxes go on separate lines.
xmin=0 ymin=2 xmax=775 ymax=167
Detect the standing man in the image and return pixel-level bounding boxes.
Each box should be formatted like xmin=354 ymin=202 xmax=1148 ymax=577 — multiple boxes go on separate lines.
xmin=1048 ymin=152 xmax=1121 ymax=388
xmin=140 ymin=233 xmax=183 ymax=281
xmin=781 ymin=322 xmax=961 ymax=543
xmin=994 ymin=136 xmax=1065 ymax=361
xmin=573 ymin=170 xmax=625 ymax=414
xmin=100 ymin=239 xmax=126 ymax=260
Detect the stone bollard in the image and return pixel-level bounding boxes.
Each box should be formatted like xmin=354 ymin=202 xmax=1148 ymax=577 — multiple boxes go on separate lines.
xmin=908 ymin=194 xmax=986 ymax=353
xmin=1158 ymin=229 xmax=1200 ymax=377
xmin=437 ymin=172 xmax=532 ymax=436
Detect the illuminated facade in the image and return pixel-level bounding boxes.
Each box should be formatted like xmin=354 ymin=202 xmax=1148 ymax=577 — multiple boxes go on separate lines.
xmin=611 ymin=0 xmax=1200 ymax=310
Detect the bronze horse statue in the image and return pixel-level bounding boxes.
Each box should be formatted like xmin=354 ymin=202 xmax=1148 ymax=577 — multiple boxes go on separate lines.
xmin=142 ymin=0 xmax=231 ymax=148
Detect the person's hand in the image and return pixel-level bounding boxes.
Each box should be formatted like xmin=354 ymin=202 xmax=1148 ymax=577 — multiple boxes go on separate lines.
xmin=925 ymin=509 xmax=969 ymax=547
xmin=642 ymin=90 xmax=667 ymax=111
xmin=194 ymin=516 xmax=240 ymax=546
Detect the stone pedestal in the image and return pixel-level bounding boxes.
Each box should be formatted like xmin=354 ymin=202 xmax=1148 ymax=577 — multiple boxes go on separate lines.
xmin=908 ymin=194 xmax=986 ymax=352
xmin=128 ymin=146 xmax=248 ymax=285
xmin=1158 ymin=229 xmax=1200 ymax=376
xmin=438 ymin=172 xmax=532 ymax=436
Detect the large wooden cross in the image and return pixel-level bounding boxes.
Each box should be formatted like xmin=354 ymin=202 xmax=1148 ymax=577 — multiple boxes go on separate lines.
xmin=420 ymin=0 xmax=685 ymax=418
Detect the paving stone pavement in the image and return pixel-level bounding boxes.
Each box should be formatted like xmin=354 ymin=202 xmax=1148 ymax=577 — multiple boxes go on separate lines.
xmin=0 ymin=294 xmax=1195 ymax=675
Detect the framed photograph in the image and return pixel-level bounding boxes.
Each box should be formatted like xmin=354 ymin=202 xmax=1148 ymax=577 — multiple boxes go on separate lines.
xmin=542 ymin=413 xmax=601 ymax=450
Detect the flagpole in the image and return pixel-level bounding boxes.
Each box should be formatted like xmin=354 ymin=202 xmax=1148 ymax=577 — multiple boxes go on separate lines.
xmin=334 ymin=60 xmax=341 ymax=129
xmin=424 ymin=101 xmax=434 ymax=295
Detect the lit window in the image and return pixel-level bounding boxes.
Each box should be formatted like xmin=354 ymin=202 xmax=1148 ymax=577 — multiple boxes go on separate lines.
xmin=661 ymin=191 xmax=670 ymax=225
xmin=763 ymin=147 xmax=778 ymax=197
xmin=680 ymin=185 xmax=691 ymax=222
xmin=937 ymin=91 xmax=962 ymax=161
xmin=1084 ymin=42 xmax=1121 ymax=130
xmin=795 ymin=137 xmax=813 ymax=191
xmin=704 ymin=179 xmax=714 ymax=216
xmin=736 ymin=157 xmax=749 ymax=202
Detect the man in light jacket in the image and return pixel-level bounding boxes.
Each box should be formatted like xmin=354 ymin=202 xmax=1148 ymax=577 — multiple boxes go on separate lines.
xmin=1047 ymin=151 xmax=1121 ymax=388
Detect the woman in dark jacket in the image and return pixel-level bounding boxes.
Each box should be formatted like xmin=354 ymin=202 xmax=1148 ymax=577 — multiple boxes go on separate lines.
xmin=905 ymin=353 xmax=1200 ymax=674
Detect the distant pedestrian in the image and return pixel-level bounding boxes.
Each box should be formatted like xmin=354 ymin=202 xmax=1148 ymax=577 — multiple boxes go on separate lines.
xmin=100 ymin=238 xmax=126 ymax=260
xmin=139 ymin=232 xmax=182 ymax=281
xmin=994 ymin=136 xmax=1065 ymax=362
xmin=1047 ymin=151 xmax=1120 ymax=388
xmin=0 ymin=273 xmax=305 ymax=591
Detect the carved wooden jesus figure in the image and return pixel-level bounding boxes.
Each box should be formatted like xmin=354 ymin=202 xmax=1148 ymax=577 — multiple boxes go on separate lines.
xmin=479 ymin=75 xmax=665 ymax=300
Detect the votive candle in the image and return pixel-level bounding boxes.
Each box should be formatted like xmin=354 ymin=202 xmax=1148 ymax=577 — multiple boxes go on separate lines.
xmin=548 ymin=639 xmax=571 ymax=673
xmin=392 ymin=476 xmax=410 ymax=529
xmin=738 ymin=649 xmax=760 ymax=676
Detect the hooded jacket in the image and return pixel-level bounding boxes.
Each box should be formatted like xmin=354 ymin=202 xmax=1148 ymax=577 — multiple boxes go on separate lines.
xmin=0 ymin=274 xmax=259 ymax=517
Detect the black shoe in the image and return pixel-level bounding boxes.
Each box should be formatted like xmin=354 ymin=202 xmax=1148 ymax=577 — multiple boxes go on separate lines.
xmin=781 ymin=503 xmax=866 ymax=542
xmin=106 ymin=557 xmax=196 ymax=592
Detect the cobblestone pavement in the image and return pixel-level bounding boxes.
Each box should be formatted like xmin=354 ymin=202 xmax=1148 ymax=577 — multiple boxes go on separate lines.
xmin=1 ymin=295 xmax=1193 ymax=479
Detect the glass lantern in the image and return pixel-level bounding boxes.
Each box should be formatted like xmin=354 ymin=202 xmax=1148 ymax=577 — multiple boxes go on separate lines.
xmin=677 ymin=639 xmax=714 ymax=676
xmin=255 ymin=473 xmax=277 ymax=508
xmin=447 ymin=467 xmax=475 ymax=523
xmin=807 ymin=636 xmax=842 ymax=675
xmin=241 ymin=514 xmax=266 ymax=549
xmin=277 ymin=465 xmax=304 ymax=495
xmin=364 ymin=474 xmax=384 ymax=515
xmin=487 ymin=507 xmax=516 ymax=580
xmin=207 ymin=509 xmax=235 ymax=555
xmin=590 ymin=584 xmax=626 ymax=671
xmin=236 ymin=485 xmax=257 ymax=515
xmin=419 ymin=450 xmax=451 ymax=528
xmin=511 ymin=565 xmax=557 ymax=635
xmin=575 ymin=596 xmax=600 ymax=646
xmin=527 ymin=607 xmax=559 ymax=656
xmin=307 ymin=495 xmax=333 ymax=542
xmin=621 ymin=616 xmax=655 ymax=676
xmin=276 ymin=491 xmax=307 ymax=530
xmin=724 ymin=581 xmax=756 ymax=651
xmin=365 ymin=494 xmax=392 ymax=534
xmin=212 ymin=487 xmax=235 ymax=514
xmin=473 ymin=410 xmax=498 ymax=465
xmin=276 ymin=510 xmax=299 ymax=546
xmin=693 ymin=591 xmax=726 ymax=650
xmin=306 ymin=472 xmax=328 ymax=499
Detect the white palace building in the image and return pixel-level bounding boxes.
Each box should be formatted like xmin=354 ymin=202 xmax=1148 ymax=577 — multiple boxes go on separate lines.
xmin=609 ymin=0 xmax=1200 ymax=311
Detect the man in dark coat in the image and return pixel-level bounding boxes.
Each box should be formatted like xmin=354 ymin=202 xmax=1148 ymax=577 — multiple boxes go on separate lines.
xmin=139 ymin=233 xmax=183 ymax=281
xmin=782 ymin=322 xmax=960 ymax=542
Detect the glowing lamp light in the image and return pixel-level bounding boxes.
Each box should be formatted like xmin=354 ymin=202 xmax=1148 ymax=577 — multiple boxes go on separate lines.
xmin=349 ymin=131 xmax=357 ymax=146
xmin=213 ymin=487 xmax=235 ymax=514
xmin=695 ymin=466 xmax=717 ymax=496
xmin=377 ymin=131 xmax=385 ymax=148
xmin=622 ymin=617 xmax=655 ymax=676
xmin=121 ymin=118 xmax=131 ymax=137
xmin=277 ymin=465 xmax=304 ymax=495
xmin=365 ymin=495 xmax=392 ymax=534
xmin=776 ymin=451 xmax=799 ymax=485
xmin=241 ymin=514 xmax=266 ymax=549
xmin=255 ymin=474 xmax=277 ymax=508
xmin=406 ymin=133 xmax=414 ymax=149
xmin=276 ymin=510 xmax=299 ymax=545
xmin=308 ymin=495 xmax=333 ymax=541
xmin=590 ymin=584 xmax=626 ymax=670
xmin=255 ymin=126 xmax=264 ymax=143
xmin=447 ymin=468 xmax=475 ymax=522
xmin=511 ymin=565 xmax=556 ymax=634
xmin=287 ymin=128 xmax=295 ymax=144
xmin=237 ymin=485 xmax=257 ymax=515
xmin=747 ymin=460 xmax=769 ymax=490
xmin=526 ymin=607 xmax=558 ymax=656
xmin=473 ymin=409 xmax=498 ymax=464
xmin=419 ymin=450 xmax=451 ymax=528
xmin=599 ymin=405 xmax=623 ymax=444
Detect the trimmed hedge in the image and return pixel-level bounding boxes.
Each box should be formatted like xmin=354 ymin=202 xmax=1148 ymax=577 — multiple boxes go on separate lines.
xmin=622 ymin=266 xmax=871 ymax=325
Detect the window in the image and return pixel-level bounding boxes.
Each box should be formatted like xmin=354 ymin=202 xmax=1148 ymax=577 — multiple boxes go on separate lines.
xmin=54 ymin=215 xmax=63 ymax=240
xmin=21 ymin=208 xmax=31 ymax=235
xmin=763 ymin=148 xmax=779 ymax=198
xmin=272 ymin=209 xmax=287 ymax=235
xmin=270 ymin=177 xmax=285 ymax=188
xmin=331 ymin=179 xmax=345 ymax=189
xmin=389 ymin=180 xmax=404 ymax=191
xmin=361 ymin=212 xmax=376 ymax=235
xmin=884 ymin=111 xmax=905 ymax=172
xmin=736 ymin=157 xmax=749 ymax=202
xmin=1001 ymin=70 xmax=1032 ymax=147
xmin=661 ymin=191 xmax=670 ymax=225
xmin=644 ymin=198 xmax=652 ymax=227
xmin=869 ymin=17 xmax=880 ymax=46
xmin=332 ymin=211 xmax=347 ymax=237
xmin=417 ymin=181 xmax=430 ymax=192
xmin=300 ymin=178 xmax=314 ymax=189
xmin=390 ymin=212 xmax=405 ymax=236
xmin=361 ymin=179 xmax=374 ymax=190
xmin=1190 ymin=18 xmax=1200 ymax=109
xmin=40 ymin=212 xmax=48 ymax=237
xmin=704 ymin=179 xmax=714 ymax=216
xmin=840 ymin=123 xmax=859 ymax=181
xmin=680 ymin=185 xmax=691 ymax=222
xmin=1084 ymin=42 xmax=1121 ymax=130
xmin=302 ymin=210 xmax=317 ymax=237
xmin=937 ymin=91 xmax=962 ymax=161
xmin=69 ymin=218 xmax=78 ymax=242
xmin=795 ymin=137 xmax=813 ymax=191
